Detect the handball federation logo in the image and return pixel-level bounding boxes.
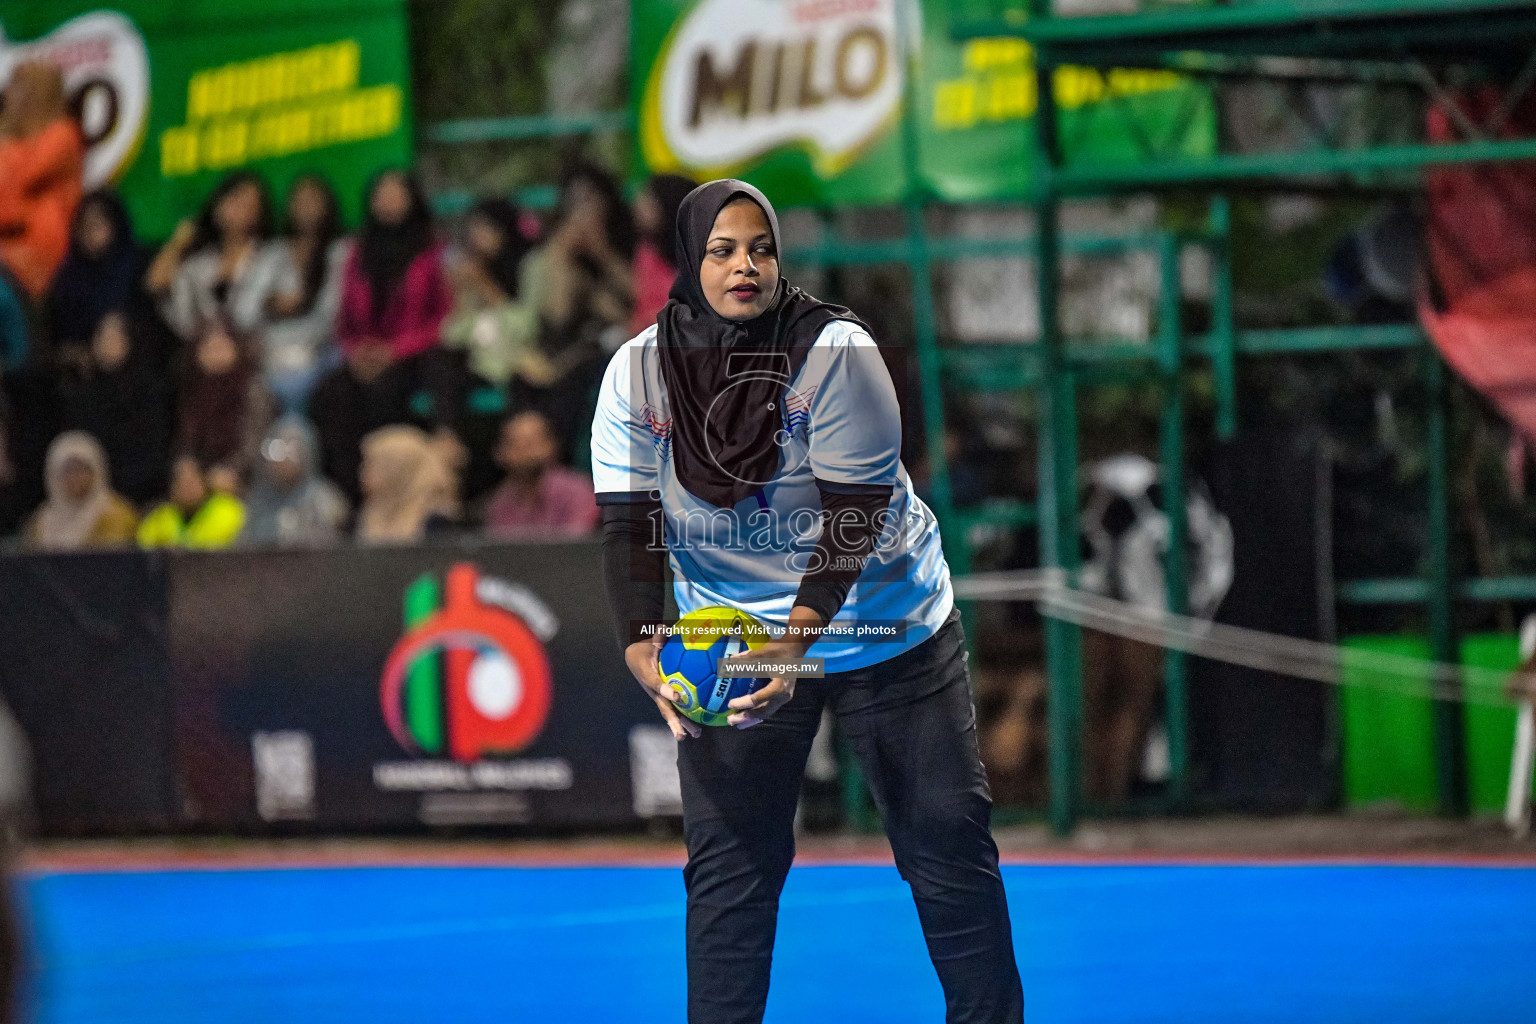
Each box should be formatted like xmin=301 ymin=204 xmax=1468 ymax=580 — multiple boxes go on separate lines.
xmin=380 ymin=563 xmax=554 ymax=763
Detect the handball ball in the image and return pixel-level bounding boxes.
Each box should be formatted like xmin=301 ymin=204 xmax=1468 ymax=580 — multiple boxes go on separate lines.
xmin=657 ymin=606 xmax=772 ymax=727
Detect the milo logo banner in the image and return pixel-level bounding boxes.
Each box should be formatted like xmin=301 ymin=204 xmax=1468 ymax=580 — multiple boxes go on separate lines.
xmin=0 ymin=10 xmax=149 ymax=192
xmin=0 ymin=0 xmax=412 ymax=238
xmin=634 ymin=0 xmax=1216 ymax=204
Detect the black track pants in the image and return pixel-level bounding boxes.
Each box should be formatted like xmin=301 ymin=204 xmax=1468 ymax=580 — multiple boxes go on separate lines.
xmin=676 ymin=609 xmax=1025 ymax=1024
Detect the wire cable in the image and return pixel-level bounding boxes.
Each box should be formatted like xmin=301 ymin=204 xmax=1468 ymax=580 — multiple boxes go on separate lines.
xmin=952 ymin=569 xmax=1524 ymax=706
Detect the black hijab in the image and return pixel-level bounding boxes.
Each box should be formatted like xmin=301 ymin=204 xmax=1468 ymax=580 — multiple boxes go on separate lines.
xmin=656 ymin=179 xmax=865 ymax=510
xmin=358 ymin=170 xmax=434 ymax=322
xmin=467 ymin=197 xmax=530 ymax=298
xmin=46 ymin=190 xmax=144 ymax=347
xmin=59 ymin=312 xmax=172 ymax=504
xmin=643 ymin=174 xmax=698 ymax=268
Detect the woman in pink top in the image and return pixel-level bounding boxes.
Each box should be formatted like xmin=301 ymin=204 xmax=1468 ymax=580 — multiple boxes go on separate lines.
xmin=310 ymin=170 xmax=452 ymax=503
xmin=627 ymin=174 xmax=696 ymax=337
xmin=337 ymin=169 xmax=451 ymax=372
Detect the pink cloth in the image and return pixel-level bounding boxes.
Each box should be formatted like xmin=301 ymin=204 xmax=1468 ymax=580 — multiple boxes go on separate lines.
xmin=628 ymin=240 xmax=677 ymax=338
xmin=1426 ymin=87 xmax=1536 ymax=307
xmin=1420 ymin=87 xmax=1536 ymax=450
xmin=337 ymin=241 xmax=452 ymax=359
xmin=1421 ymin=268 xmax=1536 ymax=448
xmin=483 ymin=466 xmax=599 ymax=539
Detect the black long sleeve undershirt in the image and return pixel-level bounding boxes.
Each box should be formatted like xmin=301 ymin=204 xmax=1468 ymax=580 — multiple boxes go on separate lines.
xmin=600 ymin=500 xmax=667 ymax=649
xmin=792 ymin=484 xmax=893 ymax=625
xmin=599 ymin=482 xmax=894 ymax=651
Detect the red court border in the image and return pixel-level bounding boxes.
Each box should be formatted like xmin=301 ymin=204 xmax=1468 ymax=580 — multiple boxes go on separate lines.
xmin=20 ymin=844 xmax=1536 ymax=875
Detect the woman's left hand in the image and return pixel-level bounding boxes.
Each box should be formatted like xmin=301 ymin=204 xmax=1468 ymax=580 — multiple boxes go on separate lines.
xmin=269 ymin=289 xmax=305 ymax=318
xmin=722 ymin=640 xmax=800 ymax=730
xmin=722 ymin=606 xmax=823 ymax=729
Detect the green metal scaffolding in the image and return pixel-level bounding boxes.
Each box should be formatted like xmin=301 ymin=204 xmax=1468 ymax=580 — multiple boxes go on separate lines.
xmin=951 ymin=0 xmax=1536 ymax=833
xmin=420 ymin=0 xmax=1536 ymax=834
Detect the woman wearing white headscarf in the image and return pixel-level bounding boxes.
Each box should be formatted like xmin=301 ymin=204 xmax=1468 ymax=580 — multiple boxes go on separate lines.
xmin=26 ymin=432 xmax=138 ymax=550
xmin=354 ymin=424 xmax=459 ymax=544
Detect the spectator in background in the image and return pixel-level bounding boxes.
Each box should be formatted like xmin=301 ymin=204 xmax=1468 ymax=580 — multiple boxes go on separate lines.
xmin=0 ymin=267 xmax=25 ymax=375
xmin=13 ymin=189 xmax=150 ymax=525
xmin=339 ymin=168 xmax=449 ymax=366
xmin=175 ymin=318 xmax=275 ymax=493
xmin=240 ymin=415 xmax=349 ymax=547
xmin=355 ymin=424 xmax=459 ymax=544
xmin=137 ymin=456 xmax=246 ymax=549
xmin=25 ymin=432 xmax=137 ymax=551
xmin=516 ymin=160 xmax=634 ymax=459
xmin=45 ymin=190 xmax=146 ymax=365
xmin=59 ymin=311 xmax=172 ymax=505
xmin=628 ymin=174 xmax=696 ymax=337
xmin=0 ymin=687 xmax=24 ymax=1024
xmin=0 ymin=267 xmax=21 ymax=527
xmin=442 ymin=197 xmax=537 ymax=388
xmin=0 ymin=265 xmax=41 ymax=531
xmin=311 ymin=170 xmax=450 ymax=501
xmin=147 ymin=170 xmax=273 ymax=343
xmin=481 ymin=410 xmax=597 ymax=539
xmin=0 ymin=61 xmax=83 ymax=300
xmin=239 ymin=174 xmax=348 ymax=413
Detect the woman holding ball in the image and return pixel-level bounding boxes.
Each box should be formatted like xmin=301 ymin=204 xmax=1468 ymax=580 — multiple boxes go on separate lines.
xmin=592 ymin=180 xmax=1023 ymax=1024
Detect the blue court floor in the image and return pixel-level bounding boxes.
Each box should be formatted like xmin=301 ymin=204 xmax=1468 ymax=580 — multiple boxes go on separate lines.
xmin=16 ymin=861 xmax=1536 ymax=1023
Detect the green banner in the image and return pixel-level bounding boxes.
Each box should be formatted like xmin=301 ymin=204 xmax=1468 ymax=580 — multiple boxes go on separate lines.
xmin=0 ymin=0 xmax=413 ymax=239
xmin=631 ymin=0 xmax=1215 ymax=205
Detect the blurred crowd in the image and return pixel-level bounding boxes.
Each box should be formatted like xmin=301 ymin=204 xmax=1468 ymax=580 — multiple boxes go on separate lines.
xmin=0 ymin=58 xmax=700 ymax=553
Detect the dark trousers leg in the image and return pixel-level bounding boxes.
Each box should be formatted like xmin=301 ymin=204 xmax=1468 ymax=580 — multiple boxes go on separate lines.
xmin=832 ymin=613 xmax=1025 ymax=1023
xmin=676 ymin=683 xmax=824 ymax=1024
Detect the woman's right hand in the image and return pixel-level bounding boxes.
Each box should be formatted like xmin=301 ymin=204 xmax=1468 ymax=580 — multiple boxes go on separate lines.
xmin=512 ymin=348 xmax=561 ymax=387
xmin=145 ymin=219 xmax=199 ymax=294
xmin=171 ymin=218 xmax=196 ymax=247
xmin=625 ymin=634 xmax=699 ymax=741
xmin=268 ymin=288 xmax=305 ymax=319
xmin=346 ymin=342 xmax=394 ymax=383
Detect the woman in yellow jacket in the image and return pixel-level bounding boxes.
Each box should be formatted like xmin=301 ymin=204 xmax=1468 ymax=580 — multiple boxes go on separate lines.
xmin=137 ymin=457 xmax=246 ymax=550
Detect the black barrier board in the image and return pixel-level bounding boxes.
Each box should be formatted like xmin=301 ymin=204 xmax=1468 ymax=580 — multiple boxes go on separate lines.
xmin=0 ymin=552 xmax=178 ymax=833
xmin=167 ymin=542 xmax=660 ymax=829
